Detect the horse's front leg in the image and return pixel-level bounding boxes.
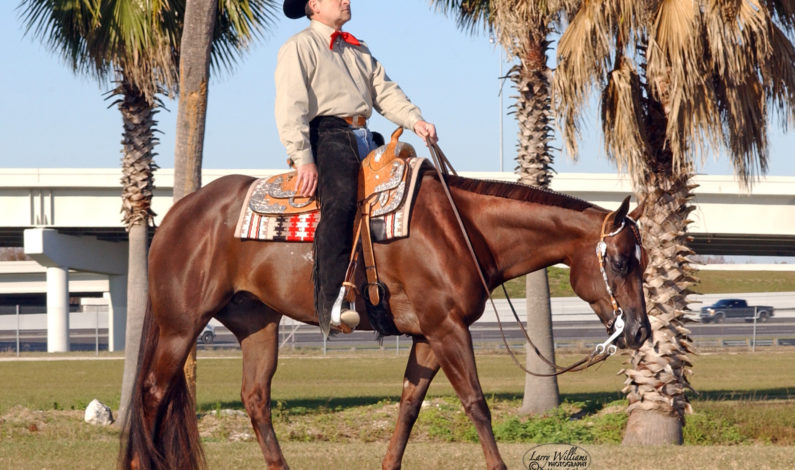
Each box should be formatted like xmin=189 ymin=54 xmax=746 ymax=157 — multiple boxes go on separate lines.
xmin=427 ymin=320 xmax=506 ymax=470
xmin=218 ymin=300 xmax=288 ymax=470
xmin=382 ymin=336 xmax=440 ymax=470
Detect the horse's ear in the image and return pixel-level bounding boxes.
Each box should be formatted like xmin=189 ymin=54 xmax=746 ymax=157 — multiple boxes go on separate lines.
xmin=629 ymin=197 xmax=645 ymax=221
xmin=612 ymin=196 xmax=631 ymax=229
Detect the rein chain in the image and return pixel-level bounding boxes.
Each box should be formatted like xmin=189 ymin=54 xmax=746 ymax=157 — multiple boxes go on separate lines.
xmin=426 ymin=143 xmax=632 ymax=377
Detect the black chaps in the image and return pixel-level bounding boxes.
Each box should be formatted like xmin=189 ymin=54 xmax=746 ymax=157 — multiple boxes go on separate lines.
xmin=309 ymin=116 xmax=360 ymax=326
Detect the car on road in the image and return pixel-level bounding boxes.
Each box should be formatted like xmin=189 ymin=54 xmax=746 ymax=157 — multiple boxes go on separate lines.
xmin=699 ymin=299 xmax=774 ymax=323
xmin=198 ymin=324 xmax=215 ymax=344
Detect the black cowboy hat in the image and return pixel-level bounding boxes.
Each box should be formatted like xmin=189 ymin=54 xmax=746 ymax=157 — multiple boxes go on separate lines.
xmin=283 ymin=0 xmax=308 ymax=19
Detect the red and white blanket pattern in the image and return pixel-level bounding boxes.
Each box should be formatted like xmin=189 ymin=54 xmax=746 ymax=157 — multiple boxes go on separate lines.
xmin=235 ymin=158 xmax=426 ymax=243
xmin=238 ymin=211 xmax=320 ymax=242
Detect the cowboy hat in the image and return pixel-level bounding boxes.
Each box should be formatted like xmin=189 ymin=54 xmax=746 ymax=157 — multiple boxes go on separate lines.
xmin=283 ymin=0 xmax=308 ymax=19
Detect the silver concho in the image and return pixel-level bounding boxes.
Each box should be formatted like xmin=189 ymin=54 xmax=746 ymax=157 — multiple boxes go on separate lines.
xmin=373 ymin=181 xmax=405 ymax=217
xmin=371 ymin=147 xmax=386 ymax=163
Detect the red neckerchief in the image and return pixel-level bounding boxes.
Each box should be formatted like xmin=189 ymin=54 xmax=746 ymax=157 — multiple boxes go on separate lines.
xmin=329 ymin=30 xmax=360 ymax=50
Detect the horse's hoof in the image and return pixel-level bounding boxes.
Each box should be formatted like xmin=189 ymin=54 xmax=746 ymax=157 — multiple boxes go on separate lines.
xmin=339 ymin=309 xmax=360 ymax=330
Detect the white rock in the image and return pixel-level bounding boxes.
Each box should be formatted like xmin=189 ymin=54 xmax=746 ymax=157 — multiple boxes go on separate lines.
xmin=84 ymin=399 xmax=114 ymax=426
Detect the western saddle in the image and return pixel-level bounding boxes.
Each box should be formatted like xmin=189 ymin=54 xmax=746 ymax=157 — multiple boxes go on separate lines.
xmin=251 ymin=128 xmax=420 ymax=333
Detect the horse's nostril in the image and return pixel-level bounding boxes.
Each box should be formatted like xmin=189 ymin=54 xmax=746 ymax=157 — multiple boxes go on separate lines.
xmin=635 ymin=325 xmax=649 ymax=344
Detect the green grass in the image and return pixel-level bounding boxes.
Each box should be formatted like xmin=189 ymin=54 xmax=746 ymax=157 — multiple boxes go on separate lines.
xmin=2 ymin=351 xmax=794 ymax=414
xmin=1 ymin=440 xmax=793 ymax=470
xmin=0 ymin=351 xmax=793 ymax=469
xmin=0 ymin=358 xmax=123 ymax=412
xmin=492 ymin=267 xmax=575 ymax=298
xmin=692 ymin=270 xmax=795 ymax=294
xmin=492 ymin=267 xmax=795 ymax=298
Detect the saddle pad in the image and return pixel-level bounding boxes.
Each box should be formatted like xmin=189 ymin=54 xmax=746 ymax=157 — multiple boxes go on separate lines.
xmin=235 ymin=157 xmax=429 ymax=243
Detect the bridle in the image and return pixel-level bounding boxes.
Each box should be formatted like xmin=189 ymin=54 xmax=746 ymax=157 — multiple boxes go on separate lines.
xmin=426 ymin=142 xmax=644 ymax=376
xmin=593 ymin=213 xmax=642 ymax=356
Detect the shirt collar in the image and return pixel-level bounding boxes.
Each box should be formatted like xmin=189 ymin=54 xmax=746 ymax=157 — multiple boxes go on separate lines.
xmin=310 ymin=20 xmax=339 ymax=37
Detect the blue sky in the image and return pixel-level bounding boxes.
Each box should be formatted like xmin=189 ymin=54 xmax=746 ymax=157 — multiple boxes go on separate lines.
xmin=2 ymin=1 xmax=794 ymax=177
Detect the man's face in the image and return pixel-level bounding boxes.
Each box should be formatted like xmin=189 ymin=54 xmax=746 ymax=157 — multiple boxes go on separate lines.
xmin=310 ymin=0 xmax=351 ymax=29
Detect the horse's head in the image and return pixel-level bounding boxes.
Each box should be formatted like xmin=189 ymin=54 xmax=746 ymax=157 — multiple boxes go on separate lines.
xmin=568 ymin=196 xmax=650 ymax=351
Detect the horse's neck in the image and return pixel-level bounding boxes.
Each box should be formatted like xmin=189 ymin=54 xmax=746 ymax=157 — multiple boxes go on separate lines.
xmin=456 ymin=188 xmax=597 ymax=286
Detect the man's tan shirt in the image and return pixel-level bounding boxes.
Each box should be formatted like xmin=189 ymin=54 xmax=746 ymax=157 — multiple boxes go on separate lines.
xmin=275 ymin=20 xmax=424 ymax=167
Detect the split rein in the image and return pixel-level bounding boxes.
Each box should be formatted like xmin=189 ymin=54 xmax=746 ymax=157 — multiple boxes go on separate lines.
xmin=426 ymin=143 xmax=629 ymax=377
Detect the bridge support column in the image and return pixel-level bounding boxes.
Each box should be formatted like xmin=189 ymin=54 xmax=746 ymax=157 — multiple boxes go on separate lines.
xmin=24 ymin=228 xmax=128 ymax=353
xmin=46 ymin=265 xmax=70 ymax=352
xmin=106 ymin=274 xmax=128 ymax=352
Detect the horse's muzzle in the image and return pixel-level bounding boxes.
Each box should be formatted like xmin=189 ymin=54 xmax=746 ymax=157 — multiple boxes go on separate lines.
xmin=622 ymin=315 xmax=650 ymax=349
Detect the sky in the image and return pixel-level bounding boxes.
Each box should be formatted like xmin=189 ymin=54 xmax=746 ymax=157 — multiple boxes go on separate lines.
xmin=2 ymin=1 xmax=795 ymax=177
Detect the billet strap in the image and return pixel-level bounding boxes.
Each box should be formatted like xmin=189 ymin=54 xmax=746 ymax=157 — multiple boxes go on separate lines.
xmin=359 ymin=200 xmax=381 ymax=304
xmin=338 ymin=194 xmax=381 ymax=306
xmin=341 ymin=214 xmax=365 ymax=303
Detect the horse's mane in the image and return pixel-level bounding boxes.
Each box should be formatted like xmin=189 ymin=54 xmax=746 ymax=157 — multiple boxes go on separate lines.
xmin=445 ymin=175 xmax=594 ymax=212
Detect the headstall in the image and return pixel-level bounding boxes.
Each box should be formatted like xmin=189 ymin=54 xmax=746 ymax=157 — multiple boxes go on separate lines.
xmin=593 ymin=212 xmax=641 ymax=355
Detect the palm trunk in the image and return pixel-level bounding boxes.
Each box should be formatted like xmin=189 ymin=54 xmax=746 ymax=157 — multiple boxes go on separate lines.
xmin=520 ymin=268 xmax=560 ymax=413
xmin=116 ymin=80 xmax=158 ymax=426
xmin=512 ymin=49 xmax=555 ymax=188
xmin=512 ymin=35 xmax=560 ymax=414
xmin=173 ymin=0 xmax=215 ymax=201
xmin=118 ymin=222 xmax=148 ymax=426
xmin=622 ymin=173 xmax=696 ymax=444
xmin=620 ymin=66 xmax=696 ymax=443
xmin=174 ymin=0 xmax=217 ymax=402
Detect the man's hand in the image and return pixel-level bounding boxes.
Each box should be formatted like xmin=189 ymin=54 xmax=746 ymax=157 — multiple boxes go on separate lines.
xmin=295 ymin=162 xmax=318 ymax=197
xmin=413 ymin=120 xmax=438 ymax=146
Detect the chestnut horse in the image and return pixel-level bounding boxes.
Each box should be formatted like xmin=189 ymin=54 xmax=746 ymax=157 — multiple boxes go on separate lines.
xmin=121 ymin=171 xmax=650 ymax=470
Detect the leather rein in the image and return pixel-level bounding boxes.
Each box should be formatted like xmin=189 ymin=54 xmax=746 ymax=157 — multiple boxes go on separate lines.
xmin=426 ymin=143 xmax=637 ymax=377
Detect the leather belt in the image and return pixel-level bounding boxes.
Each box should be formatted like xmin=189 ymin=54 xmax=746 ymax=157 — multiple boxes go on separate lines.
xmin=343 ymin=115 xmax=367 ymax=128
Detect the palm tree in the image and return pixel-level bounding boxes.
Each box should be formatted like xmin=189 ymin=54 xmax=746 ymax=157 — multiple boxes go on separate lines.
xmin=18 ymin=0 xmax=276 ymax=424
xmin=432 ymin=0 xmax=576 ymax=414
xmin=20 ymin=0 xmax=178 ymax=428
xmin=553 ymin=0 xmax=795 ymax=444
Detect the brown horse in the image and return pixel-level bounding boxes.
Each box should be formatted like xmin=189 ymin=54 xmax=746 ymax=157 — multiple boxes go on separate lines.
xmin=120 ymin=171 xmax=650 ymax=470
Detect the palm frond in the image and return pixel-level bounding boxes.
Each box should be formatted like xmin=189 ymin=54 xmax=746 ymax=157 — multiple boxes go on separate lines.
xmin=719 ymin=79 xmax=768 ymax=181
xmin=19 ymin=0 xmax=105 ymax=80
xmin=211 ymin=0 xmax=279 ymax=74
xmin=764 ymin=22 xmax=795 ymax=127
xmin=430 ymin=0 xmax=493 ymax=34
xmin=553 ymin=0 xmax=616 ymax=157
xmin=646 ymin=0 xmax=719 ymax=175
xmin=491 ymin=0 xmax=555 ymax=56
xmin=765 ymin=0 xmax=795 ymax=31
xmin=703 ymin=0 xmax=770 ymax=89
xmin=19 ymin=0 xmax=279 ymax=99
xmin=601 ymin=57 xmax=647 ymax=181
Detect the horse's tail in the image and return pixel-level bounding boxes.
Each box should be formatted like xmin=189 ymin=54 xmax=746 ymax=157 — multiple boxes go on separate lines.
xmin=119 ymin=297 xmax=206 ymax=470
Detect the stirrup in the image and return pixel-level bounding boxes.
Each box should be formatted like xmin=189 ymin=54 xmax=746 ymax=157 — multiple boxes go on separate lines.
xmin=330 ymin=287 xmax=359 ymax=333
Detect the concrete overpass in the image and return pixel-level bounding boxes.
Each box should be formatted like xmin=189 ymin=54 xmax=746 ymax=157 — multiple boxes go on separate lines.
xmin=2 ymin=168 xmax=794 ymax=254
xmin=1 ymin=168 xmax=794 ymax=352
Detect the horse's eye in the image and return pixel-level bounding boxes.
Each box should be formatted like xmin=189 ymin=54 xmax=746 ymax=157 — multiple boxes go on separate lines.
xmin=611 ymin=258 xmax=628 ymax=275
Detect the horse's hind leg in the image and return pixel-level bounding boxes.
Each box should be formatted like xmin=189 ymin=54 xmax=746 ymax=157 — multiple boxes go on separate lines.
xmin=127 ymin=317 xmax=206 ymax=470
xmin=216 ymin=297 xmax=288 ymax=470
xmin=382 ymin=337 xmax=440 ymax=470
xmin=428 ymin=321 xmax=506 ymax=470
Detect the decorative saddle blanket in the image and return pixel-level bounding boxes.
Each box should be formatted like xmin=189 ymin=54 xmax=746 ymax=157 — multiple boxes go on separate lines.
xmin=235 ymin=154 xmax=429 ymax=243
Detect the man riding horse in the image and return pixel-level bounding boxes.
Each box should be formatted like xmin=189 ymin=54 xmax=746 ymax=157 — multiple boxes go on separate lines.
xmin=275 ymin=0 xmax=439 ymax=336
